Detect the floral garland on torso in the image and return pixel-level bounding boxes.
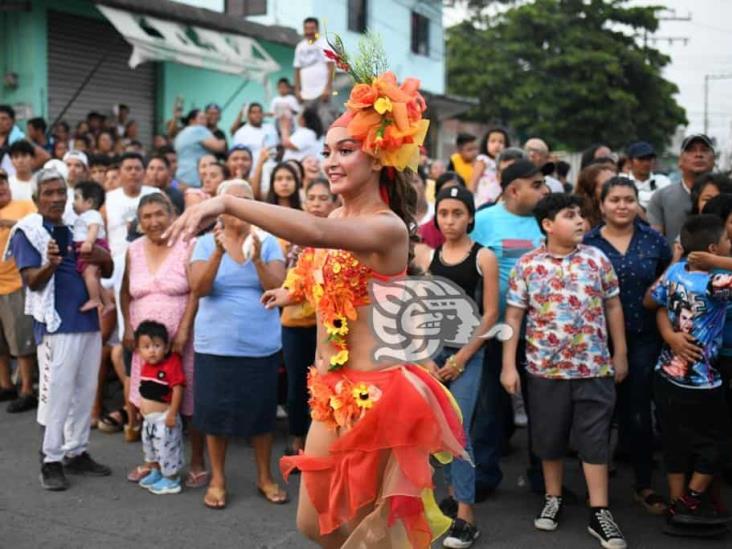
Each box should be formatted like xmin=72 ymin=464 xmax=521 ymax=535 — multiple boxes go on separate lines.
xmin=284 ymin=248 xmax=376 ymax=370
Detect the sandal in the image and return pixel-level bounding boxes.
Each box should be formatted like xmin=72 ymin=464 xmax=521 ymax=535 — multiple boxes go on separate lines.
xmin=204 ymin=486 xmax=227 ymax=510
xmin=127 ymin=465 xmax=152 ymax=483
xmin=257 ymin=482 xmax=289 ymax=505
xmin=124 ymin=424 xmax=141 ymax=443
xmin=634 ymin=489 xmax=668 ymax=515
xmin=98 ymin=409 xmax=128 ymax=433
xmin=185 ymin=470 xmax=210 ymax=488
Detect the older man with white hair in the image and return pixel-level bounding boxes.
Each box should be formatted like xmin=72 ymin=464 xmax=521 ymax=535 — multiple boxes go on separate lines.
xmin=7 ymin=167 xmax=114 ymax=490
xmin=524 ymin=138 xmax=564 ymax=193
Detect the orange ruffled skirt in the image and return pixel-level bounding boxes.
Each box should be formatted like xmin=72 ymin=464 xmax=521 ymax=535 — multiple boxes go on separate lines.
xmin=280 ymin=364 xmax=469 ymax=548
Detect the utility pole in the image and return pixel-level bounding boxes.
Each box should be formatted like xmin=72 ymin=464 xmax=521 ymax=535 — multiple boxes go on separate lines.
xmin=649 ymin=8 xmax=691 ymax=46
xmin=705 ymin=74 xmax=732 ymax=135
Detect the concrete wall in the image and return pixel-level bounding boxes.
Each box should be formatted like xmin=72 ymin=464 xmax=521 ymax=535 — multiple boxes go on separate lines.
xmin=158 ymin=40 xmax=294 ymax=137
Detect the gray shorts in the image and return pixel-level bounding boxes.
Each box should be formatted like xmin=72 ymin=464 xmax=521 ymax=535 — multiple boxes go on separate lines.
xmin=527 ymin=375 xmax=615 ymax=464
xmin=0 ymin=287 xmax=35 ymax=357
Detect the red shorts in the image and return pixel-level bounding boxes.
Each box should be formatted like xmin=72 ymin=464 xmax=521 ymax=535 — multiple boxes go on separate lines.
xmin=74 ymin=239 xmax=110 ymax=274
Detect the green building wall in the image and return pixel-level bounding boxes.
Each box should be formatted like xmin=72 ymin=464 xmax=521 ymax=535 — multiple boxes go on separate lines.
xmin=1 ymin=0 xmax=295 ymax=139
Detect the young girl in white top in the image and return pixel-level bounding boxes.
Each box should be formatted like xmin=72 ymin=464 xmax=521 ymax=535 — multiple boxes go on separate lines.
xmin=472 ymin=128 xmax=510 ymax=208
xmin=73 ymin=181 xmax=114 ymax=315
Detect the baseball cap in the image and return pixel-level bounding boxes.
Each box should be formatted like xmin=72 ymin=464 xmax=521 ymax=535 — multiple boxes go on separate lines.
xmin=627 ymin=141 xmax=656 ymax=158
xmin=681 ymin=134 xmax=714 ymax=152
xmin=434 ymin=184 xmax=476 ymax=233
xmin=500 ymin=159 xmax=542 ymax=189
xmin=63 ymin=150 xmax=89 ymax=167
xmin=43 ymin=159 xmax=69 ymax=181
xmin=36 ymin=167 xmax=65 ymax=183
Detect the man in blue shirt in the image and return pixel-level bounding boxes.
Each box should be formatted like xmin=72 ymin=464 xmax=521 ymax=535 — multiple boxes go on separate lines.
xmin=469 ymin=159 xmax=548 ymax=497
xmin=8 ymin=168 xmax=114 ymax=491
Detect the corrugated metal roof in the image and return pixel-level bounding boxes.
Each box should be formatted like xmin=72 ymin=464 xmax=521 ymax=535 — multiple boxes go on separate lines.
xmin=94 ymin=0 xmax=300 ymax=47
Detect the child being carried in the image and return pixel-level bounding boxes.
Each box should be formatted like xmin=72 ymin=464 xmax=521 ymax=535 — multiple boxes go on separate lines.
xmin=72 ymin=181 xmax=114 ymax=315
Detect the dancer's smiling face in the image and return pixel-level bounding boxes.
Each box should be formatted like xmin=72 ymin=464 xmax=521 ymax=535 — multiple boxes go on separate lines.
xmin=322 ymin=126 xmax=381 ymax=196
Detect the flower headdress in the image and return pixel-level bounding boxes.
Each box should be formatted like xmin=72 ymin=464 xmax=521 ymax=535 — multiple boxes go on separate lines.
xmin=325 ymin=32 xmax=429 ymax=173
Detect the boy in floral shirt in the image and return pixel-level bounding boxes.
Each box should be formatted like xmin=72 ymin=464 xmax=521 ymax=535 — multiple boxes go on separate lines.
xmin=501 ymin=194 xmax=628 ymax=549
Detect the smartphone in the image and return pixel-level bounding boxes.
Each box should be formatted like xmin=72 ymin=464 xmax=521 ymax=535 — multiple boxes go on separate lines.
xmin=51 ymin=226 xmax=69 ymax=257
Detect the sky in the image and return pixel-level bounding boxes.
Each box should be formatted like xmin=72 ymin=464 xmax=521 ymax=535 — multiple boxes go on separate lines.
xmin=443 ymin=1 xmax=732 ymax=158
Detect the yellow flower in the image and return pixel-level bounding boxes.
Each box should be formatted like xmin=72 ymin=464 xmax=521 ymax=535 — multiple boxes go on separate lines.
xmin=374 ymin=96 xmax=393 ymax=115
xmin=325 ymin=316 xmax=349 ymax=337
xmin=352 ymin=383 xmax=376 ymax=409
xmin=312 ymin=283 xmax=324 ymax=303
xmin=329 ymin=395 xmax=343 ymax=410
xmin=331 ymin=262 xmax=342 ymax=274
xmin=330 ymin=349 xmax=349 ymax=368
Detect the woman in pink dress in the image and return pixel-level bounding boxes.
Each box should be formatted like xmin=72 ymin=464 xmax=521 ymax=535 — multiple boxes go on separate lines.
xmin=120 ymin=193 xmax=207 ymax=486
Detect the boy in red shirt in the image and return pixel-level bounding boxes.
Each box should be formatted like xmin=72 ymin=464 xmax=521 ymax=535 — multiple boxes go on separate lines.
xmin=134 ymin=321 xmax=185 ymax=495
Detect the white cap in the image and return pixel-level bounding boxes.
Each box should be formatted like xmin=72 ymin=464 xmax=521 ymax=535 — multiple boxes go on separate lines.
xmin=43 ymin=159 xmax=69 ymax=181
xmin=63 ymin=150 xmax=89 ymax=167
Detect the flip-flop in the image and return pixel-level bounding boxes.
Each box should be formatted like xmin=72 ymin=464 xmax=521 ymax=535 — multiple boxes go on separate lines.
xmin=98 ymin=409 xmax=128 ymax=434
xmin=204 ymin=486 xmax=227 ymax=510
xmin=634 ymin=490 xmax=668 ymax=515
xmin=257 ymin=483 xmax=289 ymax=505
xmin=185 ymin=470 xmax=210 ymax=488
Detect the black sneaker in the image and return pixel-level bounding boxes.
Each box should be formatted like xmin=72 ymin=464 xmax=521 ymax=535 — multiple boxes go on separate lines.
xmin=0 ymin=387 xmax=17 ymax=401
xmin=588 ymin=508 xmax=627 ymax=549
xmin=443 ymin=518 xmax=480 ymax=548
xmin=439 ymin=496 xmax=459 ymax=519
xmin=63 ymin=452 xmax=111 ymax=477
xmin=670 ymin=496 xmax=732 ymax=526
xmin=534 ymin=495 xmax=562 ymax=531
xmin=7 ymin=393 xmax=37 ymax=413
xmin=40 ymin=461 xmax=69 ymax=491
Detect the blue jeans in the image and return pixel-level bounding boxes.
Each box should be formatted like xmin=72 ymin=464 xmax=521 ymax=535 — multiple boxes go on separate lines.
xmin=471 ymin=340 xmax=509 ymax=492
xmin=435 ymin=347 xmax=484 ymax=504
xmin=616 ymin=333 xmax=661 ymax=490
xmin=282 ymin=326 xmax=317 ymax=438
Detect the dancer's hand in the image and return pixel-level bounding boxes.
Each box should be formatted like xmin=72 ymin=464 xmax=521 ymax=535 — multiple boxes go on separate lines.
xmin=164 ymin=196 xmax=227 ymax=245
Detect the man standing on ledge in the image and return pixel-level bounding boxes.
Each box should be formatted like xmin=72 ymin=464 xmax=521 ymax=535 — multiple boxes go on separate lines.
xmin=7 ymin=168 xmax=114 ymax=491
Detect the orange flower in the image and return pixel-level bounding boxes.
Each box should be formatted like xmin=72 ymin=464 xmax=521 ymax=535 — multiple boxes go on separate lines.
xmin=347 ymin=83 xmax=378 ymax=110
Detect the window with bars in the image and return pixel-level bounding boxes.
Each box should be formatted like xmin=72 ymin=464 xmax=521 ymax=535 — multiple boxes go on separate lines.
xmin=411 ymin=11 xmax=430 ymax=56
xmin=226 ymin=0 xmax=267 ymax=17
xmin=348 ymin=0 xmax=368 ymax=33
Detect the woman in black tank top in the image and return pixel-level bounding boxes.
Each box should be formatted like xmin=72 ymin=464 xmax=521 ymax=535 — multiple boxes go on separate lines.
xmin=416 ymin=185 xmax=499 ymax=545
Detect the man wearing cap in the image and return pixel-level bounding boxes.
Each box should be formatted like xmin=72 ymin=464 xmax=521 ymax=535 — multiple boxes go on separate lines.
xmin=0 ymin=168 xmax=37 ymax=413
xmin=626 ymin=141 xmax=671 ymax=210
xmin=524 ymin=138 xmax=564 ymax=193
xmin=7 ymin=168 xmax=113 ymax=490
xmin=647 ymin=134 xmax=715 ymax=245
xmin=470 ymin=159 xmax=549 ymax=498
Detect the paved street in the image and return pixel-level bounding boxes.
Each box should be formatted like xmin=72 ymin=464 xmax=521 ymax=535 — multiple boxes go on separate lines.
xmin=1 ymin=407 xmax=730 ymax=549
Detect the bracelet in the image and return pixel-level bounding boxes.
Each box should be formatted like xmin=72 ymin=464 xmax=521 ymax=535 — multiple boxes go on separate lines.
xmin=446 ymin=355 xmax=464 ymax=374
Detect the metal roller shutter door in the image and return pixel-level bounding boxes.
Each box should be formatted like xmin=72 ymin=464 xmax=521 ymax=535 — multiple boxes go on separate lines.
xmin=47 ymin=10 xmax=156 ymax=146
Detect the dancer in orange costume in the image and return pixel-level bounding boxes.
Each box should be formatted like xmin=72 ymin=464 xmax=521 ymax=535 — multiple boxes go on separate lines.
xmin=165 ymin=34 xmax=468 ymax=548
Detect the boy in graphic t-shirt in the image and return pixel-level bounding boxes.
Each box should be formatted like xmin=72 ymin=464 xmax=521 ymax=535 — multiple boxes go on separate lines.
xmin=134 ymin=321 xmax=185 ymax=495
xmin=647 ymin=214 xmax=732 ymax=531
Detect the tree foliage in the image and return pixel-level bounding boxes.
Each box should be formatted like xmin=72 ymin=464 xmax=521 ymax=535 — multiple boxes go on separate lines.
xmin=446 ymin=0 xmax=687 ymax=151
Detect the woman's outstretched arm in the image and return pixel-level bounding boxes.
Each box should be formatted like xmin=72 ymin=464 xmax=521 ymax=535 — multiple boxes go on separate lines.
xmin=164 ymin=195 xmax=408 ymax=264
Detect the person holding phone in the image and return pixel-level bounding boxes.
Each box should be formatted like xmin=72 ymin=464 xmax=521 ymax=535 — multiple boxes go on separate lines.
xmin=7 ymin=168 xmax=114 ymax=491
